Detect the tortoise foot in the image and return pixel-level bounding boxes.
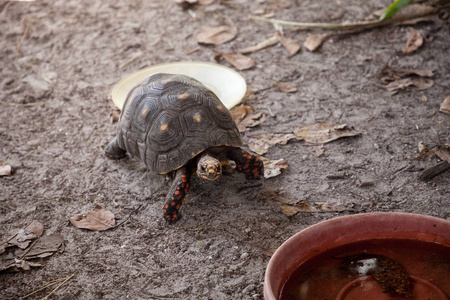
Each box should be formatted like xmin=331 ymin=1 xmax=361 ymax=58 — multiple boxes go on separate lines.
xmin=105 ymin=137 xmax=127 ymax=160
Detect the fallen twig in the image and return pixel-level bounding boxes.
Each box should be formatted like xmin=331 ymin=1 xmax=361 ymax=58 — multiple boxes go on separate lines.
xmin=112 ymin=204 xmax=143 ymax=228
xmin=15 ymin=18 xmax=31 ymax=54
xmin=41 ymin=274 xmax=75 ymax=300
xmin=418 ymin=161 xmax=450 ymax=181
xmin=19 ymin=276 xmax=69 ymax=300
xmin=249 ymin=4 xmax=449 ymax=31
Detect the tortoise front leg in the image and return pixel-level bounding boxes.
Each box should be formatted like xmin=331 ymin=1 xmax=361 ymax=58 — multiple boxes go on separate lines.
xmin=227 ymin=148 xmax=264 ymax=180
xmin=105 ymin=137 xmax=127 ymax=160
xmin=163 ymin=166 xmax=190 ymax=223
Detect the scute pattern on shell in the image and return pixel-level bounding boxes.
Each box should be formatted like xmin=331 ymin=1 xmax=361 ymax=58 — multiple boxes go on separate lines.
xmin=116 ymin=73 xmax=242 ymax=174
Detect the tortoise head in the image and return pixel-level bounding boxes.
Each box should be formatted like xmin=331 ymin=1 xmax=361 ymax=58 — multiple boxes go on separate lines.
xmin=197 ymin=154 xmax=222 ymax=181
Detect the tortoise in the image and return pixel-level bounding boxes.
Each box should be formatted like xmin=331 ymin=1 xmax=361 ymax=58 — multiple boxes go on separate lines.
xmin=105 ymin=73 xmax=264 ymax=223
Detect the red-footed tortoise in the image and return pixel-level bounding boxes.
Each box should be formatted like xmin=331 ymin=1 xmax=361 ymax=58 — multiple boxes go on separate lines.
xmin=105 ymin=73 xmax=264 ymax=223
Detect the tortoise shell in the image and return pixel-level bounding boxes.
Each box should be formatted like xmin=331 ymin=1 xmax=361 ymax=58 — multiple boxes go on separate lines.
xmin=115 ymin=73 xmax=243 ymax=174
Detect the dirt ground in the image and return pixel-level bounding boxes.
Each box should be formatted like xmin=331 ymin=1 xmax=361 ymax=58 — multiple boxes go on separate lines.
xmin=1 ymin=0 xmax=449 ymax=299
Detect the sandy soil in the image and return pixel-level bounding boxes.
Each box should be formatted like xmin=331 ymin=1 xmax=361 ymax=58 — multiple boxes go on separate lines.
xmin=1 ymin=0 xmax=449 ymax=299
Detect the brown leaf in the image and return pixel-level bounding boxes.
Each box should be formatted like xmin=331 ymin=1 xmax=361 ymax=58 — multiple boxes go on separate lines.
xmin=261 ymin=157 xmax=288 ymax=179
xmin=403 ymin=27 xmax=423 ymax=55
xmin=293 ymin=123 xmax=362 ymax=144
xmin=440 ymin=95 xmax=450 ymax=115
xmin=69 ymin=205 xmax=116 ymax=231
xmin=315 ymin=201 xmax=345 ymax=212
xmin=0 ymin=164 xmax=12 ymax=176
xmin=304 ymin=34 xmax=329 ymax=52
xmin=263 ymin=248 xmax=277 ymax=257
xmin=197 ymin=25 xmax=237 ymax=46
xmin=248 ymin=133 xmax=297 ymax=155
xmin=0 ymin=259 xmax=42 ymax=273
xmin=219 ymin=53 xmax=256 ymax=71
xmin=273 ymin=81 xmax=297 ymax=93
xmin=263 ymin=190 xmax=296 ymax=205
xmin=238 ymin=111 xmax=266 ymax=131
xmin=110 ymin=108 xmax=121 ymax=124
xmin=230 ymin=104 xmax=265 ymax=132
xmin=295 ymin=200 xmax=318 ymax=212
xmin=239 ymin=35 xmax=279 ymax=54
xmin=276 ymin=32 xmax=301 ymax=56
xmin=230 ymin=104 xmax=253 ymax=124
xmin=385 ymin=77 xmax=434 ymax=91
xmin=280 ymin=204 xmax=298 ymax=217
xmin=379 ymin=65 xmax=434 ymax=83
xmin=8 ymin=220 xmax=44 ymax=249
xmin=23 ymin=234 xmax=64 ymax=259
xmin=434 ymin=145 xmax=450 ymax=163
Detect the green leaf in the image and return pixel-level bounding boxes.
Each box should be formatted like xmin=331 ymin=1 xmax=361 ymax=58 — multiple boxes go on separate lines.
xmin=380 ymin=0 xmax=413 ymax=20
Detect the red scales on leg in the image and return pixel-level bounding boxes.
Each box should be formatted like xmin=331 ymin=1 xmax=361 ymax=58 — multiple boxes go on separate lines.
xmin=228 ymin=148 xmax=264 ymax=180
xmin=163 ymin=167 xmax=190 ymax=223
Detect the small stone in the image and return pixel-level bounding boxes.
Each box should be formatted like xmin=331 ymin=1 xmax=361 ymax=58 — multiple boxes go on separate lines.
xmin=240 ymin=252 xmax=249 ymax=259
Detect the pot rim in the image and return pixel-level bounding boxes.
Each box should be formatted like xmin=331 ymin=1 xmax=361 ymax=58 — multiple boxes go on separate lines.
xmin=263 ymin=212 xmax=450 ymax=300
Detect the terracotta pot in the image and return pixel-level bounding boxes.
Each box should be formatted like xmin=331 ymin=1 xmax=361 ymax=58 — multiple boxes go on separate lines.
xmin=263 ymin=212 xmax=450 ymax=300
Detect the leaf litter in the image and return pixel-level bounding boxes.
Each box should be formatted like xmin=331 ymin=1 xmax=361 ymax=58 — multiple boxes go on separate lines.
xmin=293 ymin=123 xmax=362 ymax=144
xmin=196 ymin=25 xmax=238 ymax=45
xmin=440 ymin=95 xmax=450 ymax=115
xmin=263 ymin=190 xmax=345 ymax=217
xmin=0 ymin=163 xmax=13 ymax=176
xmin=261 ymin=157 xmax=289 ymax=179
xmin=304 ymin=33 xmax=329 ymax=52
xmin=0 ymin=220 xmax=64 ymax=273
xmin=273 ymin=81 xmax=297 ymax=93
xmin=378 ymin=65 xmax=434 ymax=92
xmin=276 ymin=31 xmax=301 ymax=56
xmin=69 ymin=205 xmax=116 ymax=231
xmin=403 ymin=27 xmax=423 ymax=54
xmin=230 ymin=104 xmax=266 ymax=132
xmin=215 ymin=52 xmax=256 ymax=71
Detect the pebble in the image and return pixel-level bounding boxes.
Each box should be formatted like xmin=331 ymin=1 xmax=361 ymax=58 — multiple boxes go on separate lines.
xmin=240 ymin=252 xmax=249 ymax=259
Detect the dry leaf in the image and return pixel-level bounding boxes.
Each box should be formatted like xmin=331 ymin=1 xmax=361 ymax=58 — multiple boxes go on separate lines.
xmin=440 ymin=95 xmax=450 ymax=115
xmin=435 ymin=145 xmax=450 ymax=163
xmin=261 ymin=157 xmax=288 ymax=179
xmin=23 ymin=234 xmax=64 ymax=259
xmin=403 ymin=27 xmax=423 ymax=55
xmin=230 ymin=104 xmax=253 ymax=124
xmin=315 ymin=201 xmax=345 ymax=212
xmin=273 ymin=81 xmax=297 ymax=93
xmin=293 ymin=123 xmax=362 ymax=144
xmin=276 ymin=32 xmax=301 ymax=56
xmin=110 ymin=109 xmax=120 ymax=124
xmin=280 ymin=204 xmax=298 ymax=217
xmin=0 ymin=258 xmax=42 ymax=273
xmin=69 ymin=205 xmax=116 ymax=231
xmin=239 ymin=35 xmax=279 ymax=54
xmin=0 ymin=164 xmax=12 ymax=176
xmin=8 ymin=220 xmax=44 ymax=249
xmin=304 ymin=34 xmax=329 ymax=52
xmin=248 ymin=133 xmax=297 ymax=155
xmin=263 ymin=190 xmax=296 ymax=205
xmin=218 ymin=53 xmax=256 ymax=71
xmin=197 ymin=25 xmax=237 ymax=45
xmin=379 ymin=65 xmax=434 ymax=83
xmin=385 ymin=77 xmax=434 ymax=91
xmin=263 ymin=248 xmax=277 ymax=257
xmin=280 ymin=200 xmax=318 ymax=217
xmin=230 ymin=104 xmax=265 ymax=131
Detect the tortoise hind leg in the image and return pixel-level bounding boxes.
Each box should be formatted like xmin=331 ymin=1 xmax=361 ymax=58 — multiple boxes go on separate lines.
xmin=227 ymin=147 xmax=264 ymax=179
xmin=163 ymin=166 xmax=191 ymax=223
xmin=105 ymin=137 xmax=127 ymax=160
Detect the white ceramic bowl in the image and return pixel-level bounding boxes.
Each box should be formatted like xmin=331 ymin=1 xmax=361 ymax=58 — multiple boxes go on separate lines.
xmin=110 ymin=61 xmax=247 ymax=110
